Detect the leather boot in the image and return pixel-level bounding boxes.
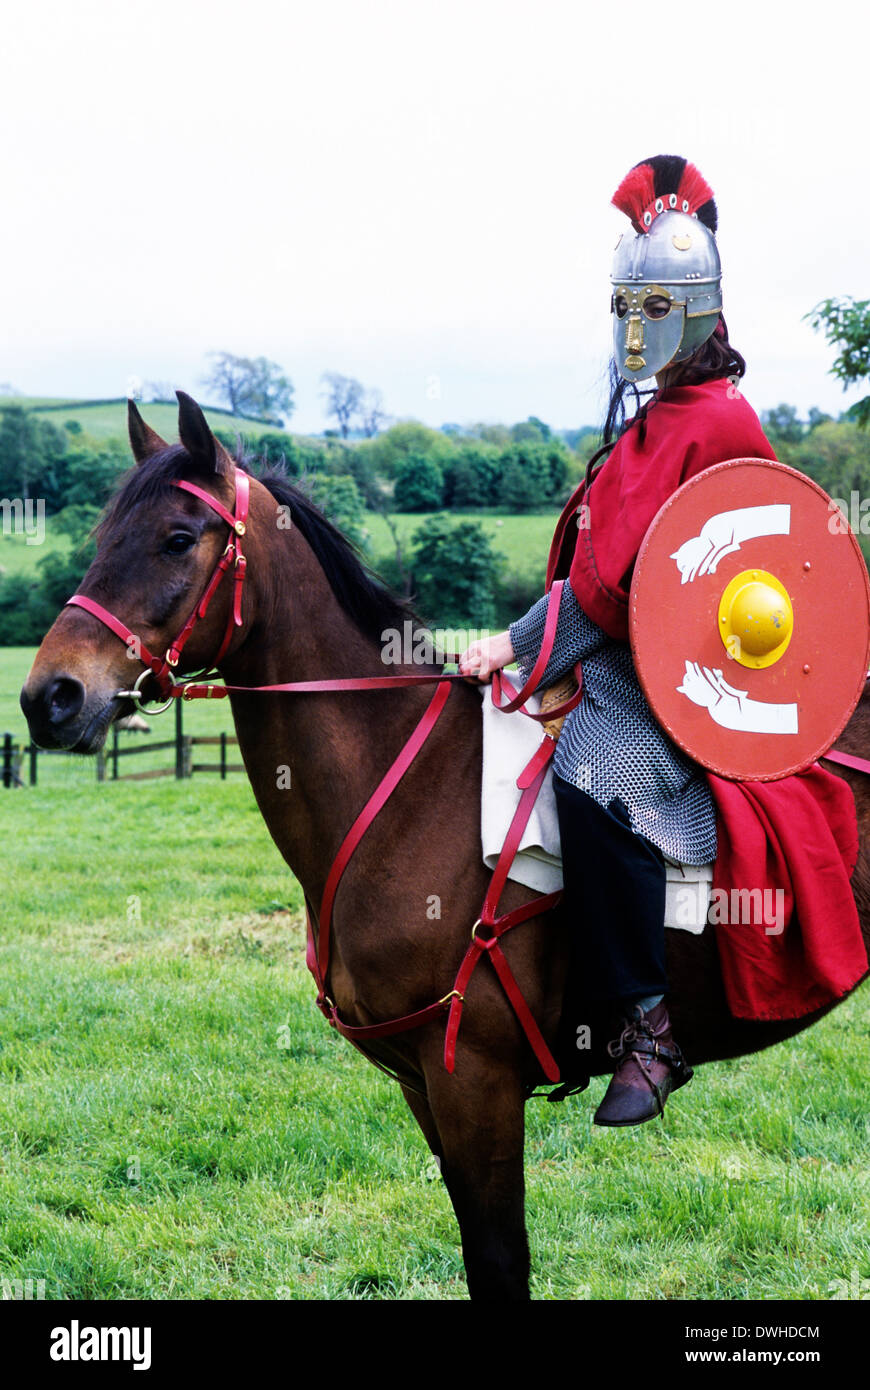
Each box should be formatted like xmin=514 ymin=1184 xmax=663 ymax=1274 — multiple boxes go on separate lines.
xmin=593 ymin=1000 xmax=693 ymax=1127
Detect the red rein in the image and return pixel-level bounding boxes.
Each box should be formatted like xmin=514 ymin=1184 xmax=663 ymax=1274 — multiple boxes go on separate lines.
xmin=65 ymin=468 xmax=580 ymax=1084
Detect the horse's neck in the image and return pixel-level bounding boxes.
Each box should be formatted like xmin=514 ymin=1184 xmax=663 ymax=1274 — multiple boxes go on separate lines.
xmin=218 ymin=518 xmax=432 ymax=906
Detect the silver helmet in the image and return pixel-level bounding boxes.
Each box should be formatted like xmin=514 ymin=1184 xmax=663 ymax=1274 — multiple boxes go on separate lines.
xmin=609 ymin=156 xmax=722 ymax=384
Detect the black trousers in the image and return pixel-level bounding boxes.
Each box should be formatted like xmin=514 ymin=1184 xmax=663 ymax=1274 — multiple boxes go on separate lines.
xmin=553 ymin=774 xmax=668 ymax=1004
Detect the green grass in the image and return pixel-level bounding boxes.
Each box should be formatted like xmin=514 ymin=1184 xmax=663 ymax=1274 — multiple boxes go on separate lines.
xmin=0 ymin=529 xmax=71 ymax=580
xmin=363 ymin=509 xmax=558 ymax=580
xmin=2 ymin=655 xmax=868 ymax=1301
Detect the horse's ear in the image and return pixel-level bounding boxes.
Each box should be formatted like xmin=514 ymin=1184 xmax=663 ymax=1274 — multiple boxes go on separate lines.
xmin=176 ymin=391 xmax=234 ymax=477
xmin=127 ymin=400 xmax=168 ymax=464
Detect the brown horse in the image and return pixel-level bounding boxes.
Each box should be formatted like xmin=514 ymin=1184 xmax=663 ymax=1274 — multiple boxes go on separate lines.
xmin=20 ymin=394 xmax=870 ymax=1301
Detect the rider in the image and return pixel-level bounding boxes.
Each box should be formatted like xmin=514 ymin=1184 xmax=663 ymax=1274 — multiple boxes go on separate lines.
xmin=459 ymin=154 xmax=778 ymax=1126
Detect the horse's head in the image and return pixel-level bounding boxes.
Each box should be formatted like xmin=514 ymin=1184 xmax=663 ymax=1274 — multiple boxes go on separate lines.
xmin=21 ymin=393 xmax=246 ymax=752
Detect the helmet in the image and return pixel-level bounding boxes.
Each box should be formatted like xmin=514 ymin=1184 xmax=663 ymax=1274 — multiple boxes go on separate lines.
xmin=610 ymin=155 xmax=722 ymax=384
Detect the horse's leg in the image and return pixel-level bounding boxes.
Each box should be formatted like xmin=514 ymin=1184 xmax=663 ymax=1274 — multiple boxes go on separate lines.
xmin=423 ymin=1064 xmax=530 ymax=1302
xmin=400 ymin=1084 xmax=443 ymax=1162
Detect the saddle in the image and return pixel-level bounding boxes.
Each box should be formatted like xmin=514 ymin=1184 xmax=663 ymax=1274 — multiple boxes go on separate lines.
xmin=480 ymin=681 xmax=713 ymax=932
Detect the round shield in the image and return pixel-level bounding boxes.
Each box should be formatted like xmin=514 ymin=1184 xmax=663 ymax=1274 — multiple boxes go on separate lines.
xmin=630 ymin=458 xmax=870 ymax=781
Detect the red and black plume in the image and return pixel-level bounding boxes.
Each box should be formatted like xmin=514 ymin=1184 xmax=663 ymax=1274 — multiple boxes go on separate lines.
xmin=611 ymin=155 xmax=717 ymax=235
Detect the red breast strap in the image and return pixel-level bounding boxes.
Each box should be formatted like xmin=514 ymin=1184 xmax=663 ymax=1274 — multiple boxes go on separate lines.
xmin=314 ymin=679 xmax=454 ymax=989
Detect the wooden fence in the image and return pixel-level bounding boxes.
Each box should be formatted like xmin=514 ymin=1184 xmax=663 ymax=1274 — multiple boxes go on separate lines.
xmin=2 ymin=704 xmax=244 ymax=788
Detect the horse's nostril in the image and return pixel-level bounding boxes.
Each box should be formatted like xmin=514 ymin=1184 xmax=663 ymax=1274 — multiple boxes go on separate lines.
xmin=45 ymin=677 xmax=86 ymax=725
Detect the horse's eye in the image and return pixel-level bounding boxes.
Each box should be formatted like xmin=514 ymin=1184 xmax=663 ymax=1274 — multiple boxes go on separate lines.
xmin=165 ymin=532 xmax=196 ymax=556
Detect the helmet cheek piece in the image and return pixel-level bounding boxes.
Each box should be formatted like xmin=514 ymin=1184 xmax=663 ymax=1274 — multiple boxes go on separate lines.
xmin=669 ymin=298 xmax=721 ymax=365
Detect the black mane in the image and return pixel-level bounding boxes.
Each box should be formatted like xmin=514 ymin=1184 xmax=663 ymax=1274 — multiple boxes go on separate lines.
xmin=257 ymin=466 xmax=420 ymax=643
xmin=98 ymin=446 xmax=419 ymax=647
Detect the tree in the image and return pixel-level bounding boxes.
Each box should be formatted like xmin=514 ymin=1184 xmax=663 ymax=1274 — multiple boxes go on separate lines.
xmin=144 ymin=380 xmax=177 ymax=403
xmin=808 ymin=407 xmax=833 ymax=431
xmin=410 ymin=516 xmax=499 ymax=627
xmin=0 ymin=405 xmax=35 ymax=498
xmin=321 ymin=373 xmax=364 ymax=438
xmin=501 ymin=459 xmax=536 ymax=512
xmin=394 ymin=455 xmax=445 ymax=511
xmin=510 ymin=416 xmax=551 ymax=443
xmin=359 ymin=388 xmax=388 ymax=438
xmin=465 ymin=422 xmax=511 ymax=447
xmin=761 ymin=404 xmax=804 ymax=450
xmin=807 ymin=297 xmax=870 ymax=428
xmin=444 ymin=446 xmax=498 ymax=507
xmin=60 ymin=443 xmax=129 ymax=510
xmin=202 ymin=352 xmax=295 ymax=424
xmin=791 ymin=419 xmax=870 ymax=501
xmin=0 ymin=406 xmax=68 ymax=503
xmin=305 ymin=474 xmax=368 ymax=549
xmin=361 ymin=420 xmax=455 ymax=479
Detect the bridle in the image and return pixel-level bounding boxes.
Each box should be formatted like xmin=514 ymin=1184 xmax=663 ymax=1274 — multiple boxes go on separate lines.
xmin=65 ymin=470 xmax=250 ymax=711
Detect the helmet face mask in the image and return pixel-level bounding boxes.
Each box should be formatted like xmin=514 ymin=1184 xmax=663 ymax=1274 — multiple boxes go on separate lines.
xmin=610 ymin=209 xmax=722 ymax=383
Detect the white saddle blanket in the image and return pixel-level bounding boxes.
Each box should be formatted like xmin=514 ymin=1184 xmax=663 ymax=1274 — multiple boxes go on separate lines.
xmin=480 ymin=689 xmax=712 ymax=934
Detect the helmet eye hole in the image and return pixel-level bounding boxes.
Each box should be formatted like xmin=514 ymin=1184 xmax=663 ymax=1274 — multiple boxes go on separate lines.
xmin=613 ymin=294 xmax=628 ymax=319
xmin=643 ymin=295 xmax=672 ymax=320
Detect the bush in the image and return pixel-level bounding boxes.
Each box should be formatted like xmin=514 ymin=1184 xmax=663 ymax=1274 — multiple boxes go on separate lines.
xmin=443 ymin=445 xmax=500 ymax=507
xmin=0 ymin=574 xmax=45 ymax=644
xmin=410 ymin=516 xmax=499 ymax=627
xmin=361 ymin=421 xmax=454 ymax=480
xmin=501 ymin=460 xmax=537 ymax=512
xmin=494 ymin=568 xmax=546 ymax=628
xmin=394 ymin=455 xmax=445 ymax=511
xmin=304 ymin=474 xmax=369 ymax=549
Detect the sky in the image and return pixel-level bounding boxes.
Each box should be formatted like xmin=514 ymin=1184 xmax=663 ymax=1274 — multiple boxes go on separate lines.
xmin=0 ymin=1 xmax=867 ymax=436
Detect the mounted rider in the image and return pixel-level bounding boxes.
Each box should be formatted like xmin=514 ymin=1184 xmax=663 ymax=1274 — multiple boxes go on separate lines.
xmin=460 ymin=155 xmax=867 ymax=1126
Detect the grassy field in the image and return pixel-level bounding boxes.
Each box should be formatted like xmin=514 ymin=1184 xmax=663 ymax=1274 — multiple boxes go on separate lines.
xmin=362 ymin=509 xmax=557 ymax=580
xmin=1 ymin=646 xmax=868 ymax=1300
xmin=0 ymin=529 xmax=71 ymax=580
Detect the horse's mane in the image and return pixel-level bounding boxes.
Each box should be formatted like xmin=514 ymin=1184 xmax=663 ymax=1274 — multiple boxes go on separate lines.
xmin=256 ymin=466 xmax=420 ymax=643
xmin=98 ymin=446 xmax=420 ymax=647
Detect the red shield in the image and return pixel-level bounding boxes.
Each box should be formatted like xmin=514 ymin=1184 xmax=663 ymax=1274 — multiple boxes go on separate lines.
xmin=630 ymin=458 xmax=870 ymax=781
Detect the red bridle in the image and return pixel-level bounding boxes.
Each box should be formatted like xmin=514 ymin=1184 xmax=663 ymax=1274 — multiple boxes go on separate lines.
xmin=65 ymin=471 xmax=250 ymax=705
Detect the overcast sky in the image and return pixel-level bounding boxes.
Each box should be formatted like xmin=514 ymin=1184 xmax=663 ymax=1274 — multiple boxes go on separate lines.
xmin=0 ymin=1 xmax=866 ymax=436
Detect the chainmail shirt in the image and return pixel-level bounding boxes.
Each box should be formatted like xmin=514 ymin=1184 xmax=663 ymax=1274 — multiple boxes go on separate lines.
xmin=509 ymin=579 xmax=717 ymax=865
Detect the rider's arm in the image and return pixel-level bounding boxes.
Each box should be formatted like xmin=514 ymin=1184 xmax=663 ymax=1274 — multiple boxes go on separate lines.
xmin=508 ymin=578 xmax=607 ymax=689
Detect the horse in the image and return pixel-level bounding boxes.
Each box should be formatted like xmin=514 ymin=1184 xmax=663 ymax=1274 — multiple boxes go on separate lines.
xmin=20 ymin=393 xmax=870 ymax=1301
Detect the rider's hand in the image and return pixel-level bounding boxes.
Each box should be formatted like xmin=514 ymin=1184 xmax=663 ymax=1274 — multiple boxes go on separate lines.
xmin=458 ymin=631 xmax=515 ymax=683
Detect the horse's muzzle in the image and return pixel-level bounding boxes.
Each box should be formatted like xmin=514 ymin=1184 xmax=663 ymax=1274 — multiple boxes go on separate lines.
xmin=20 ymin=674 xmax=118 ymax=752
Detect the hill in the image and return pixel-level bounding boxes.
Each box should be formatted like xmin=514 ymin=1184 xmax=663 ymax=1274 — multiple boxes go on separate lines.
xmin=0 ymin=396 xmax=289 ymax=446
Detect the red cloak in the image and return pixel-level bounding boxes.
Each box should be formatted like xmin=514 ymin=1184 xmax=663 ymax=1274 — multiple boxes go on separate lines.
xmin=546 ymin=378 xmax=777 ymax=633
xmin=546 ymin=378 xmax=868 ymax=1019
